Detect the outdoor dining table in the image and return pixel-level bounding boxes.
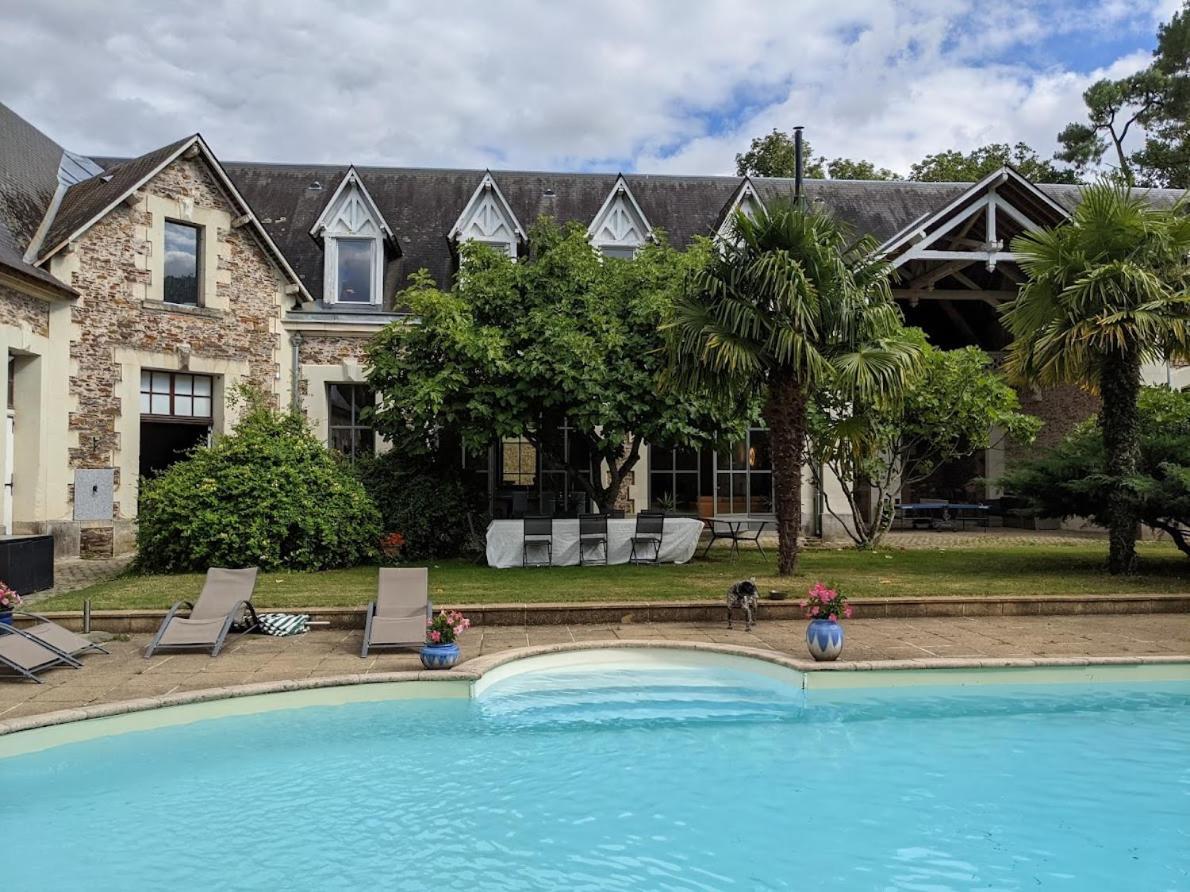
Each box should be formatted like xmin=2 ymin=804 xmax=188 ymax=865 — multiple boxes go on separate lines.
xmin=485 ymin=517 xmax=705 ymax=568
xmin=700 ymin=517 xmax=771 ymax=558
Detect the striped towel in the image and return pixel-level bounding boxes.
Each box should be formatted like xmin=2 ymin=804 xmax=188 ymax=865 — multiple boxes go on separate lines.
xmin=257 ymin=613 xmax=310 ymax=637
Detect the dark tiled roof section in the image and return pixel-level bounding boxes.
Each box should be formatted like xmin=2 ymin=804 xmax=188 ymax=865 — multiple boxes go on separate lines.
xmin=0 ymin=102 xmax=73 ymax=291
xmin=38 ymin=135 xmax=195 ymax=261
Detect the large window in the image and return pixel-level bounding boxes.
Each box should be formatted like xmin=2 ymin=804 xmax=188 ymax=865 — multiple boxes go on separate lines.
xmin=163 ymin=221 xmax=201 ymax=306
xmin=335 ymin=239 xmax=374 ymax=303
xmin=140 ymin=371 xmax=213 ymax=420
xmin=649 ymin=446 xmax=701 ymax=514
xmin=716 ymin=428 xmax=773 ymax=515
xmin=492 ymin=421 xmax=592 ymax=517
xmin=328 ymin=383 xmax=374 ymax=459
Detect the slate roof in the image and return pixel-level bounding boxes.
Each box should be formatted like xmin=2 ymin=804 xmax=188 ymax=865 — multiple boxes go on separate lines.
xmin=37 ymin=135 xmax=195 ymax=261
xmin=220 ymin=163 xmax=1185 ymax=306
xmin=0 ymin=102 xmax=74 ymax=293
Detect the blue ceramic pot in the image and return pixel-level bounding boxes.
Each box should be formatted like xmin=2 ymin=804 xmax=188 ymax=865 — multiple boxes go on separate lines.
xmin=420 ymin=642 xmax=460 ymax=670
xmin=0 ymin=611 xmax=11 ymax=626
xmin=806 ymin=619 xmax=844 ymax=662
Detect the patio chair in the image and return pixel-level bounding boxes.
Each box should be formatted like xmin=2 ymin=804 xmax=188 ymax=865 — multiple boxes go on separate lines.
xmin=361 ymin=567 xmax=433 ymax=657
xmin=523 ymin=515 xmax=553 ymax=567
xmin=11 ymin=610 xmax=109 ymax=661
xmin=144 ymin=567 xmax=260 ymax=658
xmin=0 ymin=625 xmax=80 ymax=683
xmin=578 ymin=513 xmax=608 ymax=566
xmin=629 ymin=511 xmax=665 ymax=565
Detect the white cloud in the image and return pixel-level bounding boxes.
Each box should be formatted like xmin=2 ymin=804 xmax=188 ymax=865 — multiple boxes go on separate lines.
xmin=0 ymin=0 xmax=1172 ymax=176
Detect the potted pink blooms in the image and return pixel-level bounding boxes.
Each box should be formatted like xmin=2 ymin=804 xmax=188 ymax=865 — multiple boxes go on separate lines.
xmin=0 ymin=581 xmax=21 ymax=625
xmin=802 ymin=582 xmax=853 ymax=661
xmin=420 ymin=610 xmax=471 ymax=669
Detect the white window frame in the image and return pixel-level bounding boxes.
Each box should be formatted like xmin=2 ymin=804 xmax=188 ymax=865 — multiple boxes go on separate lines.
xmin=588 ymin=175 xmax=652 ymax=258
xmin=449 ymin=172 xmax=525 ymax=262
xmin=310 ymin=167 xmax=392 ymax=307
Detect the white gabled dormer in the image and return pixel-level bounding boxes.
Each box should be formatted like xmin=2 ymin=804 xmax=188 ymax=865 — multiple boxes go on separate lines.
xmin=449 ymin=172 xmax=525 ymax=260
xmin=310 ymin=167 xmax=393 ymax=306
xmin=716 ymin=177 xmax=765 ymax=243
xmin=588 ymin=174 xmax=652 ymax=259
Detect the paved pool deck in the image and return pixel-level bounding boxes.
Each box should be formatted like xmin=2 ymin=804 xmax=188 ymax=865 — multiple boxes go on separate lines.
xmin=2 ymin=614 xmax=1188 ymax=724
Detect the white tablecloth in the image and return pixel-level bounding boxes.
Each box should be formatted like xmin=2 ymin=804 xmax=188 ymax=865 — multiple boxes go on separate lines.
xmin=486 ymin=517 xmax=705 ymax=568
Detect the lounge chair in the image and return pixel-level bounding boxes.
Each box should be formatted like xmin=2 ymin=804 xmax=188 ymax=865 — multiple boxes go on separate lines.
xmin=145 ymin=567 xmax=260 ymax=658
xmin=13 ymin=610 xmax=109 ymax=661
xmin=0 ymin=625 xmax=80 ymax=683
xmin=361 ymin=568 xmax=432 ymax=657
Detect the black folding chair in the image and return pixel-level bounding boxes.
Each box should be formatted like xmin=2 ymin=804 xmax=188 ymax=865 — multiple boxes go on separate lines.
xmin=522 ymin=515 xmax=554 ymax=567
xmin=629 ymin=511 xmax=665 ymax=565
xmin=578 ymin=513 xmax=609 ymax=566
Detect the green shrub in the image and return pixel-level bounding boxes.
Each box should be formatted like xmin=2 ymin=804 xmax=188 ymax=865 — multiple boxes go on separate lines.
xmin=136 ymin=403 xmax=382 ymax=572
xmin=355 ymin=449 xmax=485 ymax=560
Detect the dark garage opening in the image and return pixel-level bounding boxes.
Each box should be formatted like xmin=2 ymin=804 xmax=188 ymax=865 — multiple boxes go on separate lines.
xmin=139 ymin=420 xmax=210 ymax=479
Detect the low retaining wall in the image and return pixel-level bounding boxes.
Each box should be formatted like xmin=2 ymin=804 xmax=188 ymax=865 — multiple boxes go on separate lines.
xmin=25 ymin=593 xmax=1190 ymax=634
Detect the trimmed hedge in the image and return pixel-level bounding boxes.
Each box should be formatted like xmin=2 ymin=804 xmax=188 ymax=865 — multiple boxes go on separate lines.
xmin=136 ymin=405 xmax=381 ymax=572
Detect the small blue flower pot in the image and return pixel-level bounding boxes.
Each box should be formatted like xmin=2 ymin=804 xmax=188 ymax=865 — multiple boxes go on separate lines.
xmin=806 ymin=619 xmax=844 ymax=662
xmin=0 ymin=611 xmax=12 ymax=626
xmin=420 ymin=642 xmax=460 ymax=670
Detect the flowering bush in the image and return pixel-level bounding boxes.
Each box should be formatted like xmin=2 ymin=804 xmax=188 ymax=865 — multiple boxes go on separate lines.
xmin=379 ymin=532 xmax=406 ymax=563
xmin=426 ymin=610 xmax=471 ymax=646
xmin=0 ymin=581 xmax=21 ymax=612
xmin=802 ymin=582 xmax=852 ymax=622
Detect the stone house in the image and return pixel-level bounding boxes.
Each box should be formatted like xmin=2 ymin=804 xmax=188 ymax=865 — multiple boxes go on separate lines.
xmin=0 ymin=102 xmax=1185 ymax=556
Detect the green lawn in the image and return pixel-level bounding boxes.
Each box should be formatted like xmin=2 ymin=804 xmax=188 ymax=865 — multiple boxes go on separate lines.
xmin=34 ymin=540 xmax=1190 ymax=611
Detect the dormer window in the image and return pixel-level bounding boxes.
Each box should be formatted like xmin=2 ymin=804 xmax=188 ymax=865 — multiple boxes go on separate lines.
xmin=589 ymin=175 xmax=651 ymax=259
xmin=310 ymin=167 xmax=393 ymax=306
xmin=449 ymin=172 xmax=525 ymax=261
xmin=717 ymin=178 xmax=765 ymax=244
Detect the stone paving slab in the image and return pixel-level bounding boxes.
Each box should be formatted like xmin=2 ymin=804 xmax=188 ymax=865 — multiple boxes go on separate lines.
xmin=2 ymin=614 xmax=1188 ymax=723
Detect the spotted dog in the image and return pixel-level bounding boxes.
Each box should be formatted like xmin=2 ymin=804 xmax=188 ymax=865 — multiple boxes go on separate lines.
xmin=726 ymin=577 xmax=759 ymax=631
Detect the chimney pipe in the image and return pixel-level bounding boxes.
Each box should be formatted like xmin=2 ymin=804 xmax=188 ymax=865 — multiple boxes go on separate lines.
xmin=794 ymin=125 xmax=804 ymax=204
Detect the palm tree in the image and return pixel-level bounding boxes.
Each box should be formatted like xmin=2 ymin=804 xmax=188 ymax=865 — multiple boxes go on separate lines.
xmin=667 ymin=202 xmax=921 ymax=576
xmin=1004 ymin=183 xmax=1190 ymax=574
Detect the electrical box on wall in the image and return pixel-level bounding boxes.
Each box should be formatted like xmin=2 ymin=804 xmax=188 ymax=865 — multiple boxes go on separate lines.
xmin=74 ymin=468 xmax=115 ymax=521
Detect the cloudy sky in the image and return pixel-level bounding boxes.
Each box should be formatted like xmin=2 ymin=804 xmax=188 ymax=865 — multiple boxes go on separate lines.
xmin=0 ymin=0 xmax=1179 ymax=176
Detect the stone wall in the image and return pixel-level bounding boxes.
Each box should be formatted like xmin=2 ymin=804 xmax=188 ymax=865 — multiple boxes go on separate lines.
xmin=1007 ymin=384 xmax=1099 ymax=464
xmin=61 ymin=156 xmax=286 ymax=534
xmin=0 ymin=281 xmax=50 ymax=337
xmin=299 ymin=333 xmax=371 ymax=366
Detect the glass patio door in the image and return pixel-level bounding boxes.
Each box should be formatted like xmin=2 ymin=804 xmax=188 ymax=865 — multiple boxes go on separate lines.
xmin=713 ymin=427 xmax=773 ymax=517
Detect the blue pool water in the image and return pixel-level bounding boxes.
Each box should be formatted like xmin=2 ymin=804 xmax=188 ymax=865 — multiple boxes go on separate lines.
xmin=2 ymin=662 xmax=1189 ymax=891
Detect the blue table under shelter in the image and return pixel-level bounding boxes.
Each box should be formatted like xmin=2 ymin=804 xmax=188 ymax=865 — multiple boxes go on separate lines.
xmin=895 ymin=502 xmax=989 ymax=531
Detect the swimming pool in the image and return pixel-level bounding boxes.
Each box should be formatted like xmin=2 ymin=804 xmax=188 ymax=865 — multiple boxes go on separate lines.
xmin=2 ymin=650 xmax=1188 ymax=890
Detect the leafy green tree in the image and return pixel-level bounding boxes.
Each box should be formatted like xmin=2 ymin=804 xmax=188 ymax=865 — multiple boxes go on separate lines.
xmin=826 ymin=157 xmax=900 ymax=181
xmin=136 ymin=396 xmax=381 ymax=572
xmin=1056 ymin=2 xmax=1190 ymax=187
xmin=735 ymin=129 xmax=825 ymax=178
xmin=667 ymin=201 xmax=921 ymax=575
xmin=1003 ymin=387 xmax=1190 ymax=557
xmin=808 ymin=339 xmax=1039 ymax=548
xmin=366 ymin=220 xmax=752 ymax=515
xmin=1002 ymin=183 xmax=1190 ymax=573
xmin=910 ymin=142 xmax=1078 ymax=184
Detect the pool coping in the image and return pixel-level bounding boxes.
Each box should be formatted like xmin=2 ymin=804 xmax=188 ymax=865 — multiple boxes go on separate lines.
xmin=3 ymin=640 xmax=1188 ymax=737
xmin=23 ymin=592 xmax=1190 ymax=631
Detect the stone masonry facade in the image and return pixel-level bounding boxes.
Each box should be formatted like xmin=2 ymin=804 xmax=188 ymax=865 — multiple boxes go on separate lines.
xmin=62 ymin=156 xmax=286 ymax=522
xmin=0 ymin=281 xmax=50 ymax=337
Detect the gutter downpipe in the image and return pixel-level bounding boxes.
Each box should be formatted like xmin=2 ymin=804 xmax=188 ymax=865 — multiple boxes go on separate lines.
xmin=290 ymin=331 xmax=304 ymax=412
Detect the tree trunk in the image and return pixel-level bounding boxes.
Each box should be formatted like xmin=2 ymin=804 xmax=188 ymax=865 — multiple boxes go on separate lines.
xmin=764 ymin=373 xmax=808 ymax=576
xmin=1100 ymin=352 xmax=1142 ymax=574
